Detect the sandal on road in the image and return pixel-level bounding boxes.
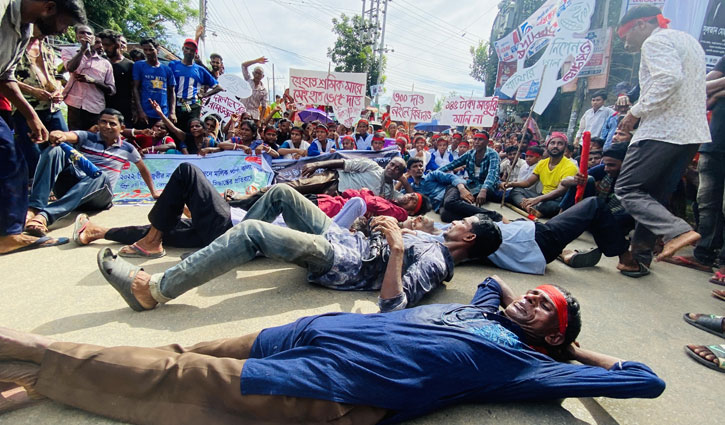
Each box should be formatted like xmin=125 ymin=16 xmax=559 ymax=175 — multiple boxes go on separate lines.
xmin=118 ymin=243 xmax=165 ymax=258
xmin=684 ymin=344 xmax=725 ymax=372
xmin=620 ymin=261 xmax=650 ymax=278
xmin=713 ymin=289 xmax=725 ymax=302
xmin=96 ymin=248 xmax=147 ymax=312
xmin=683 ymin=313 xmax=725 ymax=338
xmin=24 ymin=217 xmax=47 ymax=237
xmin=662 ymin=255 xmax=713 ymax=273
xmin=0 ymin=236 xmax=68 ymax=255
xmin=557 ymin=248 xmax=602 ymax=268
xmin=72 ymin=213 xmax=89 ymax=245
xmin=709 ymin=270 xmax=725 ymax=286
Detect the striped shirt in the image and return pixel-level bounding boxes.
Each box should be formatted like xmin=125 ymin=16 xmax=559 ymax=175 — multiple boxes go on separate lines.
xmin=438 ymin=147 xmax=501 ymax=194
xmin=168 ymin=60 xmax=217 ymax=103
xmin=74 ymin=131 xmax=141 ymax=189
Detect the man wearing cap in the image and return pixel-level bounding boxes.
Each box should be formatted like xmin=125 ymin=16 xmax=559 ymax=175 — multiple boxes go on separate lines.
xmin=439 ymin=130 xmax=501 ymax=207
xmin=506 ymin=132 xmax=578 ymax=218
xmin=614 ymin=4 xmax=711 ymax=266
xmin=169 ymin=38 xmax=222 ymax=132
xmin=355 ymin=118 xmax=373 ymax=150
xmin=62 ymin=24 xmax=116 ymax=130
xmin=0 ymin=276 xmax=664 ymax=424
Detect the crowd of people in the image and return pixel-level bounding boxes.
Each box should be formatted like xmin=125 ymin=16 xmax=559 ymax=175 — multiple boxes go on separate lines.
xmin=0 ymin=1 xmax=723 ymax=424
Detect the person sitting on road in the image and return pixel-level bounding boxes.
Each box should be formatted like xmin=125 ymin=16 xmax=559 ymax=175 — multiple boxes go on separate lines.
xmin=0 ymin=277 xmax=664 ymax=424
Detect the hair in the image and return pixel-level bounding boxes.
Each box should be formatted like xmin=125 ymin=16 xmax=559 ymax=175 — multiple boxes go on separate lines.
xmin=99 ymin=108 xmax=124 ymax=125
xmin=619 ymin=4 xmax=662 ymax=27
xmin=189 ymin=118 xmax=207 ymax=131
xmin=97 ymin=29 xmax=121 ymax=43
xmin=407 ymin=157 xmax=424 ymax=169
xmin=505 ymin=145 xmax=518 ymax=154
xmin=526 ymin=146 xmax=544 ymax=156
xmin=209 ymin=53 xmax=223 ymax=60
xmin=467 ymin=214 xmax=503 ymax=261
xmin=290 ymin=126 xmax=304 ymax=135
xmin=129 ymin=49 xmax=145 ymax=61
xmin=551 ymin=285 xmax=582 ymax=348
xmin=413 ymin=194 xmax=433 ymax=216
xmin=57 ymin=0 xmax=87 ymax=24
xmin=565 ymin=142 xmax=575 ymax=152
xmin=590 ymin=137 xmax=604 ymax=149
xmin=239 ymin=119 xmax=258 ymax=137
xmin=590 ymin=90 xmax=607 ymax=100
xmin=140 ymin=38 xmax=159 ymax=48
xmin=278 ymin=118 xmax=291 ymax=126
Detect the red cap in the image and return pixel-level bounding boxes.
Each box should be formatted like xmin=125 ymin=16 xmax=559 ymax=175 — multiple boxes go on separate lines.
xmin=183 ymin=38 xmax=198 ymax=51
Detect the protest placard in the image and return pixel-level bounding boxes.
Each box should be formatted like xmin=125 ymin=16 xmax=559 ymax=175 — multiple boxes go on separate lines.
xmin=389 ymin=91 xmax=435 ymax=122
xmin=288 ymin=68 xmax=367 ymax=127
xmin=201 ymin=92 xmax=246 ymax=124
xmin=218 ymin=73 xmax=252 ymax=99
xmin=578 ymin=28 xmax=612 ymax=77
xmin=113 ymin=152 xmax=273 ymax=205
xmin=439 ymin=96 xmax=499 ymax=127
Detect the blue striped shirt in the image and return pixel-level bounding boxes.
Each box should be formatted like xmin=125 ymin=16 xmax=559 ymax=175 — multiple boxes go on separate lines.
xmin=168 ymin=60 xmax=217 ymax=102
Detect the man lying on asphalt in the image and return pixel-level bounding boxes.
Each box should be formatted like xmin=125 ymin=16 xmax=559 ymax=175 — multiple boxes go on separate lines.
xmin=96 ymin=184 xmax=503 ymax=312
xmin=0 ymin=276 xmax=665 ymax=424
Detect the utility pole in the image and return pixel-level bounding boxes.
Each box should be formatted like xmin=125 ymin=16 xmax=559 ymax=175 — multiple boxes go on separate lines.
xmin=199 ymin=0 xmax=207 ymax=58
xmin=374 ymin=0 xmax=388 ymax=106
xmin=362 ymin=0 xmax=383 ymax=98
xmin=272 ymin=63 xmax=276 ymax=100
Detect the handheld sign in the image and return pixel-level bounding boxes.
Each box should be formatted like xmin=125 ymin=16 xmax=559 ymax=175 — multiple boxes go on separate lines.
xmin=218 ymin=74 xmax=252 ymax=99
xmin=575 ymin=131 xmax=591 ymax=203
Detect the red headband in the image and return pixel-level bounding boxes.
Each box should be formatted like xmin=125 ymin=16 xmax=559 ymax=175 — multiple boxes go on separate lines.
xmin=525 ymin=149 xmax=541 ymax=157
xmin=412 ymin=192 xmax=423 ymax=215
xmin=452 ymin=133 xmax=462 ymax=139
xmin=474 ymin=132 xmax=489 ymax=140
xmin=458 ymin=141 xmax=470 ymax=147
xmin=373 ymin=134 xmax=386 ymax=142
xmin=358 ymin=119 xmax=369 ymax=126
xmin=617 ymin=14 xmax=670 ymax=38
xmin=536 ymin=285 xmax=568 ymax=335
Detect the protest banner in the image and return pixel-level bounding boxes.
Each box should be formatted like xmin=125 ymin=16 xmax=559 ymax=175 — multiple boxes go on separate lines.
xmin=494 ymin=30 xmax=520 ymax=63
xmin=439 ymin=96 xmax=499 ymax=127
xmin=201 ymin=92 xmax=246 ymax=124
xmin=271 ymin=149 xmax=401 ymax=184
xmin=500 ymin=0 xmax=596 ymax=115
xmin=218 ymin=73 xmax=252 ymax=99
xmin=578 ymin=28 xmax=612 ymax=77
xmin=698 ymin=0 xmax=725 ymax=70
xmin=113 ymin=152 xmax=274 ymax=205
xmin=288 ymin=68 xmax=367 ymax=127
xmin=389 ymin=91 xmax=435 ymax=122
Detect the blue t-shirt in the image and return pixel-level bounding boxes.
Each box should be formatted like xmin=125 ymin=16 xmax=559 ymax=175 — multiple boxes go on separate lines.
xmin=132 ymin=61 xmax=176 ymax=120
xmin=168 ymin=60 xmax=218 ymax=102
xmin=242 ymin=278 xmax=665 ymax=423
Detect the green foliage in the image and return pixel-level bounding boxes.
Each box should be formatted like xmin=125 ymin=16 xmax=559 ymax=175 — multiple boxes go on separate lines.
xmin=469 ymin=40 xmax=489 ymax=83
xmin=327 ymin=14 xmax=385 ymax=91
xmin=83 ymin=0 xmax=197 ymax=42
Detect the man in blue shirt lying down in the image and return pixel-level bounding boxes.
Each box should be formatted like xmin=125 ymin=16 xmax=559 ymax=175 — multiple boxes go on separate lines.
xmin=0 ymin=276 xmax=664 ymax=424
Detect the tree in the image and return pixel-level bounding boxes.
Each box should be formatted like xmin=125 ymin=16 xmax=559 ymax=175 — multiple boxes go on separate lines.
xmin=83 ymin=0 xmax=197 ymax=43
xmin=327 ymin=14 xmax=386 ymax=91
xmin=469 ymin=40 xmax=489 ymax=83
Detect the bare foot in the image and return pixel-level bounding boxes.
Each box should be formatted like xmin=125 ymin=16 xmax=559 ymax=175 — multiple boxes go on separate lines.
xmin=0 ymin=327 xmax=53 ymax=364
xmin=686 ymin=344 xmax=724 ymax=368
xmin=656 ymin=230 xmax=701 ymax=262
xmin=0 ymin=385 xmax=40 ymax=413
xmin=617 ymin=251 xmax=639 ymax=271
xmin=131 ymin=270 xmax=158 ymax=310
xmin=713 ymin=289 xmax=725 ymax=301
xmin=0 ymin=235 xmax=44 ymax=255
xmin=0 ymin=361 xmax=43 ymax=400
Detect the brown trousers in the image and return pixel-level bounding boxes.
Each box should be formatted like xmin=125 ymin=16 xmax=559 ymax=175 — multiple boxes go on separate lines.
xmin=33 ymin=332 xmax=388 ymax=425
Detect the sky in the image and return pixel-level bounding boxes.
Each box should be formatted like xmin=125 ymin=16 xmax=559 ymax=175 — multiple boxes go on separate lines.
xmin=176 ymin=0 xmax=501 ymax=104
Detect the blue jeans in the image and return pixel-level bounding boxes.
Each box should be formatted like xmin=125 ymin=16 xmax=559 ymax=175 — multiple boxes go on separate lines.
xmin=13 ymin=109 xmax=67 ymax=177
xmin=693 ymin=152 xmax=725 ymax=266
xmin=150 ymin=185 xmax=335 ymax=302
xmin=29 ymin=145 xmax=113 ymax=224
xmin=0 ymin=116 xmax=27 ymax=236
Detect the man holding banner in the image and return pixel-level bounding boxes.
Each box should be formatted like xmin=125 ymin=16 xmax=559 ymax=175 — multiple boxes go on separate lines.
xmin=614 ymin=5 xmax=711 ymax=269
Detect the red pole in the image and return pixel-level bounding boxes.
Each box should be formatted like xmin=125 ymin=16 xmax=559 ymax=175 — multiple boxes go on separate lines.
xmin=575 ymin=131 xmax=591 ymax=203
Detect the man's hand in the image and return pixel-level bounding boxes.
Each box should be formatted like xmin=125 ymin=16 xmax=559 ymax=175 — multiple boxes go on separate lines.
xmin=28 ymin=118 xmax=49 ymax=143
xmin=75 ymin=74 xmax=96 ymax=84
xmin=475 ymin=189 xmax=487 ymax=206
xmin=563 ymin=172 xmax=587 ymax=188
xmin=255 ymin=56 xmax=269 ymax=65
xmin=301 ymin=162 xmax=320 ymax=178
xmin=149 ymin=99 xmax=164 ymax=117
xmin=618 ymin=112 xmax=639 ymax=134
xmin=615 ymin=95 xmax=630 ymax=107
xmin=151 ymin=189 xmax=162 ymax=199
xmin=459 ymin=186 xmax=475 ymax=203
xmin=371 ymin=216 xmax=404 ymax=252
xmin=32 ymin=88 xmax=53 ymax=102
xmin=48 ymin=130 xmax=67 ymax=145
xmin=168 ymin=112 xmax=177 ymax=123
xmin=520 ymin=197 xmax=540 ymax=211
xmin=51 ymin=90 xmax=63 ymax=103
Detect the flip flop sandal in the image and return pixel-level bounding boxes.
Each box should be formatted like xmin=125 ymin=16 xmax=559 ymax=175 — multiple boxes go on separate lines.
xmin=0 ymin=236 xmax=69 ymax=255
xmin=684 ymin=344 xmax=725 ymax=372
xmin=96 ymin=248 xmax=148 ymax=312
xmin=559 ymin=248 xmax=602 ymax=268
xmin=620 ymin=261 xmax=651 ymax=278
xmin=712 ymin=289 xmax=725 ymax=302
xmin=662 ymin=255 xmax=713 ymax=273
xmin=72 ymin=214 xmax=89 ymax=245
xmin=683 ymin=313 xmax=725 ymax=338
xmin=24 ymin=217 xmax=47 ymax=237
xmin=118 ymin=243 xmax=166 ymax=259
xmin=709 ymin=270 xmax=725 ymax=286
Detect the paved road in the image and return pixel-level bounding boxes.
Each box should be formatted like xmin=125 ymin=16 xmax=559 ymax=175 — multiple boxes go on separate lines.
xmin=1 ymin=204 xmax=723 ymax=424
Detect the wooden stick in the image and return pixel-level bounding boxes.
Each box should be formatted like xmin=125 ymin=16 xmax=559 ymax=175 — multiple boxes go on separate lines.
xmin=500 ymin=65 xmax=548 ymax=210
xmin=504 ymin=203 xmax=538 ymax=220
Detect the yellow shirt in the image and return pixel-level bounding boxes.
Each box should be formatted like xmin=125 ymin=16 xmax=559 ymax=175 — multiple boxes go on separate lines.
xmin=533 ymin=157 xmax=578 ymax=194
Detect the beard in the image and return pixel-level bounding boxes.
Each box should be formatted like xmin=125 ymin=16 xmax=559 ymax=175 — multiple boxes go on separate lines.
xmin=548 ymin=149 xmax=564 ymax=158
xmin=34 ymin=16 xmax=59 ymax=36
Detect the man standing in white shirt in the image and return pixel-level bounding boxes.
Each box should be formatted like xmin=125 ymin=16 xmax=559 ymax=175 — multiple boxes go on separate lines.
xmin=615 ymin=5 xmax=711 ymax=274
xmin=575 ymin=91 xmax=613 ymax=146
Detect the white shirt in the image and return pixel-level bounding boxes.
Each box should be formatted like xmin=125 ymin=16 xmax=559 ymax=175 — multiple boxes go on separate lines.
xmin=409 ymin=149 xmax=431 ymax=168
xmin=0 ymin=0 xmax=31 ymax=81
xmin=630 ymin=28 xmax=711 ymax=146
xmin=576 ymin=106 xmax=614 ymax=141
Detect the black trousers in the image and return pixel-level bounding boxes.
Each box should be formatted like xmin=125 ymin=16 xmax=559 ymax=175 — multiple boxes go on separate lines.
xmin=66 ymin=106 xmax=99 ymax=131
xmin=534 ymin=197 xmax=632 ymax=263
xmin=105 ymin=163 xmax=232 ymax=248
xmin=439 ymin=185 xmax=502 ymax=223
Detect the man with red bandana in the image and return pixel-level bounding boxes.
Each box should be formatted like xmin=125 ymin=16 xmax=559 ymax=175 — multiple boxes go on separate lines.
xmin=0 ymin=276 xmax=664 ymax=424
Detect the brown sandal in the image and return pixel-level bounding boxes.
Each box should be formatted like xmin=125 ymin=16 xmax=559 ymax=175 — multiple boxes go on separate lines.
xmin=24 ymin=216 xmax=47 ymax=237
